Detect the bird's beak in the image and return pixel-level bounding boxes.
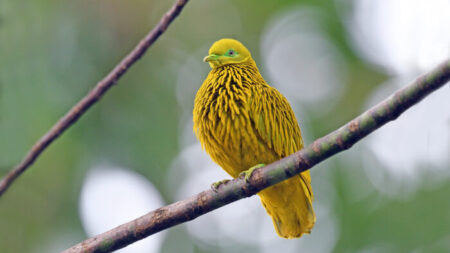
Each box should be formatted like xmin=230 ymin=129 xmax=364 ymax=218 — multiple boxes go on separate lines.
xmin=203 ymin=54 xmax=218 ymax=62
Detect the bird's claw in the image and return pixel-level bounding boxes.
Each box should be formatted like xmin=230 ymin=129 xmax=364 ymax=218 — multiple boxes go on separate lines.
xmin=211 ymin=179 xmax=231 ymax=192
xmin=239 ymin=163 xmax=265 ymax=183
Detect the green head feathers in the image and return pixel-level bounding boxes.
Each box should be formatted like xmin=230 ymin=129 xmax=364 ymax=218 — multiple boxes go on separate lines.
xmin=203 ymin=38 xmax=252 ymax=68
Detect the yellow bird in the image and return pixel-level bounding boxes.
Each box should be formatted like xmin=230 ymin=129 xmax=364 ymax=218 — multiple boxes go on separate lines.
xmin=193 ymin=38 xmax=315 ymax=238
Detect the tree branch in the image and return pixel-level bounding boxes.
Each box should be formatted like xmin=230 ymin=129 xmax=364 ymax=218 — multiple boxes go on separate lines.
xmin=0 ymin=0 xmax=190 ymax=197
xmin=62 ymin=60 xmax=450 ymax=253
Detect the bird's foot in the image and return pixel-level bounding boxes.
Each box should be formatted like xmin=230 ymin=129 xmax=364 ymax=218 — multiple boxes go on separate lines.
xmin=211 ymin=179 xmax=231 ymax=192
xmin=239 ymin=163 xmax=265 ymax=183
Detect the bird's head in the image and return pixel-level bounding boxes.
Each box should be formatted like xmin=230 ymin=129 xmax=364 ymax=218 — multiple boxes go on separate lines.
xmin=203 ymin=38 xmax=252 ymax=68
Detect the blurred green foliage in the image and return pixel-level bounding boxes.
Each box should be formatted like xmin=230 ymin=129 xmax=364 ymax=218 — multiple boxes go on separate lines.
xmin=0 ymin=0 xmax=448 ymax=252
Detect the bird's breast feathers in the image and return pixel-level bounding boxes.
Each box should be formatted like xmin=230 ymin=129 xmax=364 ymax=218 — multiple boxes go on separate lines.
xmin=193 ymin=63 xmax=287 ymax=176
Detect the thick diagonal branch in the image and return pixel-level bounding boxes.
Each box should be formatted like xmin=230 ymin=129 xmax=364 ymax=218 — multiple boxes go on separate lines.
xmin=0 ymin=0 xmax=190 ymax=197
xmin=63 ymin=60 xmax=450 ymax=253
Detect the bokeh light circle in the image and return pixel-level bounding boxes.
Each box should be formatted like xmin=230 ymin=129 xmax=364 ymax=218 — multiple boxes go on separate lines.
xmin=261 ymin=7 xmax=347 ymax=117
xmin=79 ymin=165 xmax=166 ymax=253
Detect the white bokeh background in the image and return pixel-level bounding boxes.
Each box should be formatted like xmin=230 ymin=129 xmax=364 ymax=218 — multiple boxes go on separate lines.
xmin=347 ymin=0 xmax=450 ymax=75
xmin=79 ymin=165 xmax=166 ymax=253
xmin=345 ymin=0 xmax=450 ymax=195
xmin=261 ymin=7 xmax=347 ymax=117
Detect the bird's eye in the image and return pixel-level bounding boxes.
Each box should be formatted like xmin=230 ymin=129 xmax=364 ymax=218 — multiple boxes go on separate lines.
xmin=227 ymin=49 xmax=235 ymax=56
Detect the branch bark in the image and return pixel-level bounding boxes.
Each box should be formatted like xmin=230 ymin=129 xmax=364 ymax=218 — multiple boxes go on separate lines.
xmin=0 ymin=0 xmax=190 ymax=197
xmin=63 ymin=59 xmax=450 ymax=253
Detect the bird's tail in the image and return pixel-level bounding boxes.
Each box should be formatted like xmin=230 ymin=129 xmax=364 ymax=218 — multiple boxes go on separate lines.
xmin=258 ymin=172 xmax=315 ymax=238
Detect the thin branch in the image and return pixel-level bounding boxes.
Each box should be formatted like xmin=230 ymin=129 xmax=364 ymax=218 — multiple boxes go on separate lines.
xmin=63 ymin=60 xmax=450 ymax=253
xmin=0 ymin=0 xmax=190 ymax=197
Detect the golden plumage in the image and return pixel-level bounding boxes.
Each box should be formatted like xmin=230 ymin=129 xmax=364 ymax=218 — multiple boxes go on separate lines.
xmin=193 ymin=38 xmax=315 ymax=238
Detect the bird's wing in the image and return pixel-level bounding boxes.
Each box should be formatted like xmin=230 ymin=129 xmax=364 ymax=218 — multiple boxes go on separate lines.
xmin=248 ymin=85 xmax=312 ymax=197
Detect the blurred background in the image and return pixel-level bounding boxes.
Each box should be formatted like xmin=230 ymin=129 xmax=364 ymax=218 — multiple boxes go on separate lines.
xmin=1 ymin=0 xmax=449 ymax=252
